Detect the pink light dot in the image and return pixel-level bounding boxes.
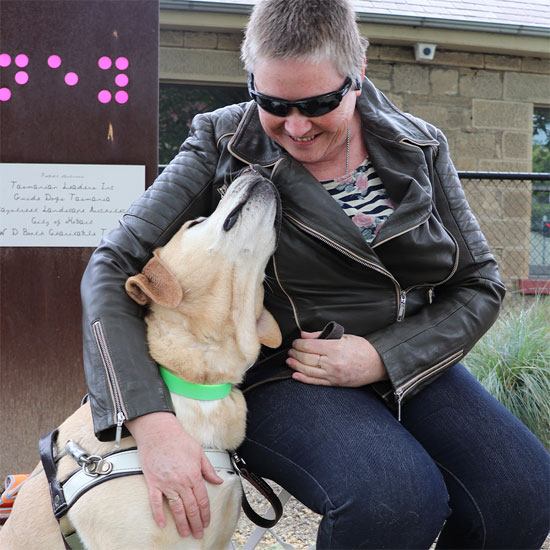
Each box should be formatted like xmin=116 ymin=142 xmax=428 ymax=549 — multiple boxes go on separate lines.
xmin=115 ymin=57 xmax=129 ymax=70
xmin=15 ymin=71 xmax=29 ymax=85
xmin=98 ymin=56 xmax=112 ymax=70
xmin=115 ymin=90 xmax=128 ymax=104
xmin=115 ymin=73 xmax=129 ymax=87
xmin=0 ymin=54 xmax=11 ymax=67
xmin=15 ymin=54 xmax=29 ymax=68
xmin=0 ymin=88 xmax=11 ymax=101
xmin=98 ymin=90 xmax=112 ymax=103
xmin=64 ymin=72 xmax=78 ymax=86
xmin=47 ymin=55 xmax=62 ymax=69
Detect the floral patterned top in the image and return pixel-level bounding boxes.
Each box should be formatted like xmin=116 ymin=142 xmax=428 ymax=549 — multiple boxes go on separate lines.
xmin=321 ymin=158 xmax=395 ymax=244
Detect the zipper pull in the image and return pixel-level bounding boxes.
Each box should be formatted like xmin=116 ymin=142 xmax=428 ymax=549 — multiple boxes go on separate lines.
xmin=114 ymin=411 xmax=125 ymax=450
xmin=395 ymin=389 xmax=404 ymax=422
xmin=397 ymin=291 xmax=407 ymax=322
xmin=428 ymin=287 xmax=435 ymax=304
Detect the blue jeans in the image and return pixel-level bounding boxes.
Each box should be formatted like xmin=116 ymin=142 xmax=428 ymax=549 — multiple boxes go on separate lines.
xmin=238 ymin=364 xmax=550 ymax=549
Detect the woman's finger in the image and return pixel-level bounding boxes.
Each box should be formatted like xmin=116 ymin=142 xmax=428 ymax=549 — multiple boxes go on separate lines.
xmin=193 ymin=483 xmax=211 ymax=529
xmin=201 ymin=453 xmax=224 ymax=486
xmin=180 ymin=487 xmax=203 ymax=538
xmin=167 ymin=492 xmax=192 ymax=538
xmin=287 ymin=348 xmax=322 ymax=366
xmin=291 ymin=370 xmax=331 ymax=385
xmin=292 ymin=335 xmax=343 ymax=355
xmin=149 ymin=487 xmax=167 ymax=528
xmin=286 ymin=355 xmax=327 ymax=378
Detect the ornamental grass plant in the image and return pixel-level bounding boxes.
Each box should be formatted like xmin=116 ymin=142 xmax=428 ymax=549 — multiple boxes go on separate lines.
xmin=464 ymin=296 xmax=550 ymax=449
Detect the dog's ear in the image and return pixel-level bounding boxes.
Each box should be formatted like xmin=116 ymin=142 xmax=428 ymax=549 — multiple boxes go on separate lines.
xmin=257 ymin=308 xmax=282 ymax=348
xmin=125 ymin=252 xmax=183 ymax=309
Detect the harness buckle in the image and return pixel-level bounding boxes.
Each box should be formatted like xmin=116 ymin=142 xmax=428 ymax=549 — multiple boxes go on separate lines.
xmin=83 ymin=456 xmax=114 ymax=477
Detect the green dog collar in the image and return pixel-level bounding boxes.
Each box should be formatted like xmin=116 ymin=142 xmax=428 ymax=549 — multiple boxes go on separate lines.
xmin=159 ymin=366 xmax=232 ymax=401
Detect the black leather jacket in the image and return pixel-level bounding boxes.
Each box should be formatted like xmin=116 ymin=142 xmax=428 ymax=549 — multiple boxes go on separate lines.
xmin=81 ymin=78 xmax=505 ymax=440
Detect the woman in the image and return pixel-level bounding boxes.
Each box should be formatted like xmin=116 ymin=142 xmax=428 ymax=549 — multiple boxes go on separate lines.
xmin=81 ymin=0 xmax=550 ymax=547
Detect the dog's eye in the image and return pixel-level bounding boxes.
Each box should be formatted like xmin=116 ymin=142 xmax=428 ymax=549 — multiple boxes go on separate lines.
xmin=185 ymin=217 xmax=206 ymax=229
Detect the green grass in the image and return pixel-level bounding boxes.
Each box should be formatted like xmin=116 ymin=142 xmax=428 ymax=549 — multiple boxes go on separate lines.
xmin=464 ymin=297 xmax=550 ymax=449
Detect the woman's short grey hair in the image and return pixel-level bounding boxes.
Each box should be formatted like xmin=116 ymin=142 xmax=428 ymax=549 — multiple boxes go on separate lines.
xmin=241 ymin=0 xmax=368 ymax=83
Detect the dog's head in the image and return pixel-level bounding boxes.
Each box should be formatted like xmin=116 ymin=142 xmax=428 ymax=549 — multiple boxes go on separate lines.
xmin=125 ymin=170 xmax=282 ymax=360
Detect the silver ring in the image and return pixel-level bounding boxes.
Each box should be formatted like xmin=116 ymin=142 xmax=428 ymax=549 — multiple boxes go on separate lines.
xmin=166 ymin=495 xmax=180 ymax=503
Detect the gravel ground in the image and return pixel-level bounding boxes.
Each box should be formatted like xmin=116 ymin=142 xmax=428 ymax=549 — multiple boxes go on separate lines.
xmin=233 ymin=483 xmax=319 ymax=549
xmin=233 ymin=481 xmax=550 ymax=550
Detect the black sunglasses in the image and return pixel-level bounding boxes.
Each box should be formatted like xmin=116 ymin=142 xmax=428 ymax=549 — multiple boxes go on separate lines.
xmin=247 ymin=74 xmax=360 ymax=118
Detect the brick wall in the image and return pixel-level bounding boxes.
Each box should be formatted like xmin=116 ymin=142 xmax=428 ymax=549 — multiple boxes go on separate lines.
xmin=159 ymin=30 xmax=550 ymax=284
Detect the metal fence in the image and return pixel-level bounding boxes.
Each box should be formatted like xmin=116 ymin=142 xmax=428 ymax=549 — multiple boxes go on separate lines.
xmin=458 ymin=172 xmax=550 ymax=291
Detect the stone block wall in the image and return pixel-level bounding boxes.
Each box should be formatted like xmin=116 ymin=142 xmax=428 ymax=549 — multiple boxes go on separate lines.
xmin=159 ymin=30 xmax=550 ymax=283
xmin=366 ymin=45 xmax=549 ymax=172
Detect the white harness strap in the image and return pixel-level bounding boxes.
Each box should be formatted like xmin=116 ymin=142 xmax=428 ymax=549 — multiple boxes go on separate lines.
xmin=62 ymin=448 xmax=234 ymax=510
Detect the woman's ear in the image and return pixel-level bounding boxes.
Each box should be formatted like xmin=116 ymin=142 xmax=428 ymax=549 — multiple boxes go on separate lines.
xmin=354 ymin=57 xmax=366 ymax=96
xmin=125 ymin=252 xmax=183 ymax=309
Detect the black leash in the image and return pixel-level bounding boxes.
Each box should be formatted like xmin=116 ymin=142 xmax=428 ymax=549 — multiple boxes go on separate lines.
xmin=231 ymin=452 xmax=284 ymax=529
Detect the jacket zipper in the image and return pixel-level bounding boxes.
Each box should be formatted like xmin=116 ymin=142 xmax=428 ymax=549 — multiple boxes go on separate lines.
xmin=272 ymin=255 xmax=303 ymax=331
xmin=396 ymin=228 xmax=460 ymax=316
xmin=285 ymin=214 xmax=405 ymax=322
xmin=397 ymin=290 xmax=407 ymax=322
xmin=398 ymin=137 xmax=439 ymax=148
xmin=371 ymin=218 xmax=428 ymax=249
xmin=92 ymin=320 xmax=127 ymax=448
xmin=394 ymin=349 xmax=463 ymax=421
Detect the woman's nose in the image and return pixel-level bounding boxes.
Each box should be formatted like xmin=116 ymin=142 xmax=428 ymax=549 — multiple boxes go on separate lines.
xmin=284 ymin=109 xmax=312 ymax=136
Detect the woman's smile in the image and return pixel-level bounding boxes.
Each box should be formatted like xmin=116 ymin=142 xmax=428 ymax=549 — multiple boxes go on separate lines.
xmin=290 ymin=133 xmax=318 ymax=143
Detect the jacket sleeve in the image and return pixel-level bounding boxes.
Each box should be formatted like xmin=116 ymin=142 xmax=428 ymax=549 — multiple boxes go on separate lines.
xmin=81 ymin=112 xmax=221 ymax=441
xmin=368 ymin=129 xmax=506 ymax=406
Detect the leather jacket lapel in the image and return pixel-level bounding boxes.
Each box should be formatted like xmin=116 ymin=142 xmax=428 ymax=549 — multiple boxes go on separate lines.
xmin=270 ymin=156 xmax=381 ymax=264
xmin=365 ymin=136 xmax=434 ymax=246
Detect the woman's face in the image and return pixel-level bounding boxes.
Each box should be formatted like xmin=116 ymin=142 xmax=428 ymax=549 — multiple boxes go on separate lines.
xmin=252 ymin=58 xmax=362 ymax=169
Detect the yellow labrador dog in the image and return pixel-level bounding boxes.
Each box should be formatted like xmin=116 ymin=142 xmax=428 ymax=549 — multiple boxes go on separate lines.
xmin=1 ymin=170 xmax=282 ymax=549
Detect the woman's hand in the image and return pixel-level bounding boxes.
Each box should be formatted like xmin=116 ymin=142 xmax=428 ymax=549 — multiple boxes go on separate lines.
xmin=126 ymin=412 xmax=223 ymax=539
xmin=286 ymin=331 xmax=388 ymax=386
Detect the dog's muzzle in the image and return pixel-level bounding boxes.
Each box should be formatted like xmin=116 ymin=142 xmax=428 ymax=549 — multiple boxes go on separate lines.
xmin=223 ymin=174 xmax=281 ymax=235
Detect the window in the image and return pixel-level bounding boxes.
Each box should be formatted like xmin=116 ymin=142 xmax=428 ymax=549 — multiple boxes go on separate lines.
xmin=531 ymin=106 xmax=550 ymax=276
xmin=533 ymin=106 xmax=550 ymax=173
xmin=159 ymin=83 xmax=249 ymax=165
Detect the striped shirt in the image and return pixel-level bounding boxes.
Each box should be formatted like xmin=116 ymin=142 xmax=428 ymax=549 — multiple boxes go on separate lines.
xmin=321 ymin=158 xmax=395 ymax=244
